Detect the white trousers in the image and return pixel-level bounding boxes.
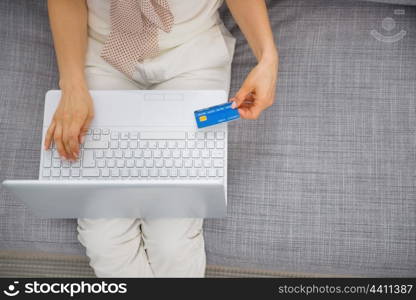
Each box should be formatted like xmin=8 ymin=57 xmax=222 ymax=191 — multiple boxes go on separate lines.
xmin=77 ymin=24 xmax=236 ymax=278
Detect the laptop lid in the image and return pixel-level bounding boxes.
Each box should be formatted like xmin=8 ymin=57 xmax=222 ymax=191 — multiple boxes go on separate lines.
xmin=2 ymin=180 xmax=226 ymax=218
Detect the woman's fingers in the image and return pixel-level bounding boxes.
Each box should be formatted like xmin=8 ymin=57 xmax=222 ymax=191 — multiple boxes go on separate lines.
xmin=53 ymin=122 xmax=67 ymax=159
xmin=44 ymin=121 xmax=56 ymax=150
xmin=68 ymin=115 xmax=87 ymax=159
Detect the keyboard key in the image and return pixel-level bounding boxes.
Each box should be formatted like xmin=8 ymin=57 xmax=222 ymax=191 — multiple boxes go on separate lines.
xmin=51 ymin=168 xmax=61 ymax=177
xmin=170 ymin=169 xmax=178 ymax=177
xmin=110 ymin=131 xmax=119 ymax=140
xmin=198 ymin=168 xmax=207 ymax=177
xmin=97 ymin=159 xmax=106 ymax=168
xmin=196 ymin=141 xmax=205 ymax=149
xmin=155 ymin=159 xmax=163 ymax=168
xmin=71 ymin=169 xmax=80 ymax=177
xmin=165 ymin=159 xmax=173 ymax=168
xmin=93 ymin=128 xmax=101 ymax=135
xmin=141 ymin=168 xmax=149 ymax=177
xmin=148 ymin=141 xmax=157 ymax=149
xmin=114 ymin=150 xmax=123 ymax=158
xmin=71 ymin=160 xmax=81 ymax=168
xmin=107 ymin=159 xmax=115 ymax=168
xmin=189 ymin=169 xmax=197 ymax=177
xmin=174 ymin=159 xmax=182 ymax=167
xmin=121 ymin=132 xmax=129 ymax=140
xmin=187 ymin=132 xmax=196 ymax=139
xmin=167 ymin=141 xmax=176 ymax=148
xmin=143 ymin=150 xmax=152 ymax=158
xmin=111 ymin=169 xmax=119 ymax=177
xmin=131 ymin=169 xmax=139 ymax=177
xmin=124 ymin=150 xmax=132 ymax=158
xmin=213 ymin=159 xmax=224 ymax=167
xmin=145 ymin=159 xmax=153 ymax=167
xmin=116 ymin=159 xmax=124 ymax=167
xmin=105 ymin=150 xmax=113 ymax=158
xmin=208 ymin=168 xmax=217 ymax=177
xmin=158 ymin=140 xmax=167 ymax=148
xmin=84 ymin=140 xmax=108 ymax=149
xmin=203 ymin=159 xmax=211 ymax=167
xmin=102 ymin=128 xmax=110 ymax=135
xmin=206 ymin=141 xmax=215 ymax=149
xmin=62 ymin=169 xmax=70 ymax=177
xmin=160 ymin=169 xmax=168 ymax=177
xmin=82 ymin=169 xmax=100 ymax=177
xmin=121 ymin=168 xmax=129 ymax=177
xmin=149 ymin=168 xmax=158 ymax=177
xmin=101 ymin=169 xmax=110 ymax=177
xmin=139 ymin=141 xmax=148 ymax=148
xmin=53 ymin=150 xmax=60 ymax=159
xmin=182 ymin=149 xmax=190 ymax=158
xmin=206 ymin=132 xmax=215 ymax=140
xmin=154 ymin=149 xmax=162 ymax=158
xmin=42 ymin=169 xmax=51 ymax=177
xmin=217 ymin=169 xmax=224 ymax=177
xmin=162 ymin=149 xmax=171 ymax=158
xmin=110 ymin=141 xmax=119 ymax=149
xmin=172 ymin=149 xmax=181 ymax=158
xmin=120 ymin=141 xmax=128 ymax=149
xmin=130 ymin=131 xmax=139 ymax=140
xmin=93 ymin=135 xmax=100 ymax=141
xmin=179 ymin=168 xmax=187 ymax=177
xmin=201 ymin=150 xmax=210 ymax=158
xmin=95 ymin=150 xmax=104 ymax=158
xmin=62 ymin=160 xmax=70 ymax=168
xmin=52 ymin=159 xmax=61 ymax=168
xmin=194 ymin=159 xmax=202 ymax=167
xmin=196 ymin=132 xmax=205 ymax=140
xmin=130 ymin=141 xmax=138 ymax=149
xmin=177 ymin=141 xmax=185 ymax=148
xmin=216 ymin=131 xmax=225 ymax=139
xmin=43 ymin=151 xmax=52 ymax=167
xmin=83 ymin=150 xmax=95 ymax=167
xmin=184 ymin=159 xmax=192 ymax=168
xmin=191 ymin=150 xmax=200 ymax=158
xmin=135 ymin=159 xmax=144 ymax=167
xmin=211 ymin=150 xmax=224 ymax=158
xmin=126 ymin=159 xmax=134 ymax=168
xmin=187 ymin=141 xmax=196 ymax=148
xmin=140 ymin=131 xmax=186 ymax=140
xmin=133 ymin=150 xmax=142 ymax=158
xmin=216 ymin=141 xmax=225 ymax=149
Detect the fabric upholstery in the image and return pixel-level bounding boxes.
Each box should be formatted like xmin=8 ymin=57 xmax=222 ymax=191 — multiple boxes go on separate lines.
xmin=0 ymin=0 xmax=415 ymax=276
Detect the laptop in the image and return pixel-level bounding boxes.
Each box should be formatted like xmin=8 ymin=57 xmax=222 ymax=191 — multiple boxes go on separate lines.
xmin=2 ymin=90 xmax=228 ymax=218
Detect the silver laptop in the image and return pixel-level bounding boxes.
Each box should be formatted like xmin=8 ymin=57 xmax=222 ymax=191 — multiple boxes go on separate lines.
xmin=2 ymin=90 xmax=228 ymax=218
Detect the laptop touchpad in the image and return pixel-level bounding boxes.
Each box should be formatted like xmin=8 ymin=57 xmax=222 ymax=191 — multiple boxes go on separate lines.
xmin=140 ymin=100 xmax=185 ymax=125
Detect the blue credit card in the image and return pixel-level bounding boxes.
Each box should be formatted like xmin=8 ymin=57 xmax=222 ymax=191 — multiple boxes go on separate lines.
xmin=194 ymin=102 xmax=240 ymax=129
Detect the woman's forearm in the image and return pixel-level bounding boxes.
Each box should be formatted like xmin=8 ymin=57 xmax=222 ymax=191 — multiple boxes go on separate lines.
xmin=47 ymin=0 xmax=88 ymax=90
xmin=225 ymin=0 xmax=277 ymax=63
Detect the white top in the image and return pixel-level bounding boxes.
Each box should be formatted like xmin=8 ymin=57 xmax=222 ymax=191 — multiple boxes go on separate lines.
xmin=86 ymin=0 xmax=224 ymax=50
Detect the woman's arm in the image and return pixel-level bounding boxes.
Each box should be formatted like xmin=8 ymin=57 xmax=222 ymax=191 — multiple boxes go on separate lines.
xmin=45 ymin=0 xmax=94 ymax=160
xmin=225 ymin=0 xmax=278 ymax=119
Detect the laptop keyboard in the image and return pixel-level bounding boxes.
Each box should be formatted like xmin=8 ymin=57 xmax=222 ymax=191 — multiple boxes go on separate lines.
xmin=41 ymin=128 xmax=226 ymax=180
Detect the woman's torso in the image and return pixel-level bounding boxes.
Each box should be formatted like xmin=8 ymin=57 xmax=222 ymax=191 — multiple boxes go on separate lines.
xmin=86 ymin=0 xmax=224 ymax=50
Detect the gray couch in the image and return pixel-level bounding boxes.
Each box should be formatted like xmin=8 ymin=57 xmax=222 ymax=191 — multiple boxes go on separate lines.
xmin=1 ymin=0 xmax=415 ymax=277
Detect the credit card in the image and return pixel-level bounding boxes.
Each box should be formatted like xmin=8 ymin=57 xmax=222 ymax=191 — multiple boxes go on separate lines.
xmin=194 ymin=102 xmax=240 ymax=129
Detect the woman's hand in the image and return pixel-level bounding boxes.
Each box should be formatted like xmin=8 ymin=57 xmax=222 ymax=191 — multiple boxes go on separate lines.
xmin=44 ymin=84 xmax=94 ymax=160
xmin=231 ymin=55 xmax=278 ymax=119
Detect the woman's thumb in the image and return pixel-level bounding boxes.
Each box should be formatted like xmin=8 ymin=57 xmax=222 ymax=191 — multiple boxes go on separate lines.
xmin=231 ymin=85 xmax=251 ymax=108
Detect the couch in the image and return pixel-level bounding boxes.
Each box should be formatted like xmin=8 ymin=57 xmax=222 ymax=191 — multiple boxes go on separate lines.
xmin=1 ymin=0 xmax=415 ymax=277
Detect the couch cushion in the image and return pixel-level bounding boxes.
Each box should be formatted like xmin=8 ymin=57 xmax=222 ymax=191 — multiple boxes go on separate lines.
xmin=1 ymin=0 xmax=415 ymax=276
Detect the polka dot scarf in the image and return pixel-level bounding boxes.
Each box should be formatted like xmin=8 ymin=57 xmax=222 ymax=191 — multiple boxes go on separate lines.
xmin=101 ymin=0 xmax=174 ymax=78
